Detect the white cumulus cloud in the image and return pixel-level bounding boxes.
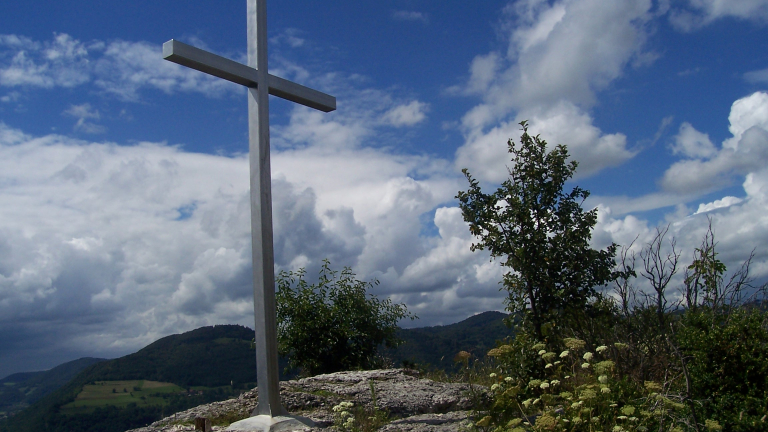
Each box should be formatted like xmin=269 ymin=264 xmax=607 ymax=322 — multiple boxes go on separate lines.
xmin=671 ymin=122 xmax=717 ymax=159
xmin=695 ymin=196 xmax=743 ymax=214
xmin=383 ymin=100 xmax=429 ymax=127
xmin=457 ymin=101 xmax=635 ymax=182
xmin=63 ymin=103 xmax=106 ymax=134
xmin=661 ymin=92 xmax=768 ymax=194
xmin=0 ymin=33 xmax=239 ymax=102
xmin=453 ymin=0 xmax=649 ymax=182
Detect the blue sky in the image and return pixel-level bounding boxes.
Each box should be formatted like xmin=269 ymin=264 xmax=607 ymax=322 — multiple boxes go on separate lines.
xmin=2 ymin=0 xmax=768 ymax=378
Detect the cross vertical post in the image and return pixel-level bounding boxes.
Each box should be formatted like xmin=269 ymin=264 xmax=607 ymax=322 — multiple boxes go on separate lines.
xmin=247 ymin=0 xmax=282 ymax=419
xmin=162 ymin=0 xmax=335 ymax=430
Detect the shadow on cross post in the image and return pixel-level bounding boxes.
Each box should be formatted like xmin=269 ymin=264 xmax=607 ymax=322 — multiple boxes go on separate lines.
xmin=162 ymin=0 xmax=336 ymax=431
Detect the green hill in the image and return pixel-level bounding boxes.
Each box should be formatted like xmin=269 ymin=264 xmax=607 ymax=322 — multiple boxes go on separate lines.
xmin=0 ymin=324 xmax=259 ymax=432
xmin=0 ymin=313 xmax=512 ymax=432
xmin=84 ymin=324 xmax=261 ymax=387
xmin=391 ymin=310 xmax=512 ymax=370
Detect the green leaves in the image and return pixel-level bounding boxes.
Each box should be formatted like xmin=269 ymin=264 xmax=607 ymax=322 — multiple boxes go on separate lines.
xmin=676 ymin=308 xmax=768 ymax=431
xmin=275 ymin=260 xmax=416 ymax=376
xmin=684 ymin=221 xmax=728 ymax=309
xmin=457 ymin=121 xmax=618 ymax=337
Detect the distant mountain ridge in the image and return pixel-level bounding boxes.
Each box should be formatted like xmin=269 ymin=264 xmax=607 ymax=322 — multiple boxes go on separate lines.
xmin=87 ymin=324 xmax=260 ymax=387
xmin=0 ymin=311 xmax=511 ymax=432
xmin=0 ymin=357 xmax=106 ymax=417
xmin=390 ymin=310 xmax=511 ymax=370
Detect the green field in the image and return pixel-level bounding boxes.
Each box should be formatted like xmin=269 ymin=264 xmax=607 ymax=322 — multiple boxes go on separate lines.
xmin=60 ymin=380 xmax=184 ymax=414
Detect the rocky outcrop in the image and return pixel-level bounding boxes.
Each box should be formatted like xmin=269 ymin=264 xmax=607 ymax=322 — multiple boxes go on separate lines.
xmin=126 ymin=369 xmax=485 ymax=432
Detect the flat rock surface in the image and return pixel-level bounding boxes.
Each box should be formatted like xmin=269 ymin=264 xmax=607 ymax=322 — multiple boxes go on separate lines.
xmin=126 ymin=369 xmax=484 ymax=432
xmin=379 ymin=412 xmax=474 ymax=432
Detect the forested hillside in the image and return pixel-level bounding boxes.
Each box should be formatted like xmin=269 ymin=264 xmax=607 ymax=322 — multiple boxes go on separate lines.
xmin=389 ymin=311 xmax=510 ymax=371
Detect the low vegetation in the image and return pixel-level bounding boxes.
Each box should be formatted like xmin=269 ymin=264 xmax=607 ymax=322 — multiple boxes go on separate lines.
xmin=331 ymin=381 xmax=391 ymax=432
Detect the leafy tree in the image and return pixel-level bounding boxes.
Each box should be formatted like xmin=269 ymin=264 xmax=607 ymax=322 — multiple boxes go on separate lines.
xmin=456 ymin=121 xmax=620 ymax=338
xmin=275 ymin=260 xmax=416 ymax=376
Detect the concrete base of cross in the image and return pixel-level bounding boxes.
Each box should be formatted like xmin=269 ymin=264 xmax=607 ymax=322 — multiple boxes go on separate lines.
xmin=226 ymin=414 xmax=315 ymax=432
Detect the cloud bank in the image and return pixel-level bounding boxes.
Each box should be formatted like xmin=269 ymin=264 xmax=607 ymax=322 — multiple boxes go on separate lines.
xmin=0 ymin=118 xmax=501 ymax=376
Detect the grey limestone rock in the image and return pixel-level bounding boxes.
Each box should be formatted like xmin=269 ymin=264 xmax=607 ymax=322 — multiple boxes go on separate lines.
xmin=378 ymin=412 xmax=474 ymax=432
xmin=125 ymin=369 xmax=485 ymax=432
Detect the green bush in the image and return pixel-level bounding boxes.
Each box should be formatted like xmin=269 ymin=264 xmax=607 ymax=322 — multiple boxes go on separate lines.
xmin=275 ymin=260 xmax=415 ymax=376
xmin=474 ymin=330 xmax=730 ymax=432
xmin=677 ymin=307 xmax=768 ymax=431
xmin=480 ymin=334 xmax=629 ymax=431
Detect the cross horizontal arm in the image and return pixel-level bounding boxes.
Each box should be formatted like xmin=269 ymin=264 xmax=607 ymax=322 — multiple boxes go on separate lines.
xmin=268 ymin=74 xmax=336 ymax=113
xmin=163 ymin=39 xmax=257 ymax=87
xmin=163 ymin=40 xmax=336 ymax=112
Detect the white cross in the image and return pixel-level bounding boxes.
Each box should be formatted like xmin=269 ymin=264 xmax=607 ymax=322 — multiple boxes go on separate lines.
xmin=163 ymin=1 xmax=335 ymax=430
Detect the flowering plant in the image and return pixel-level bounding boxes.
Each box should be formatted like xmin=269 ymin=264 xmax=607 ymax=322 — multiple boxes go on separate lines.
xmin=476 ymin=336 xmax=723 ymax=432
